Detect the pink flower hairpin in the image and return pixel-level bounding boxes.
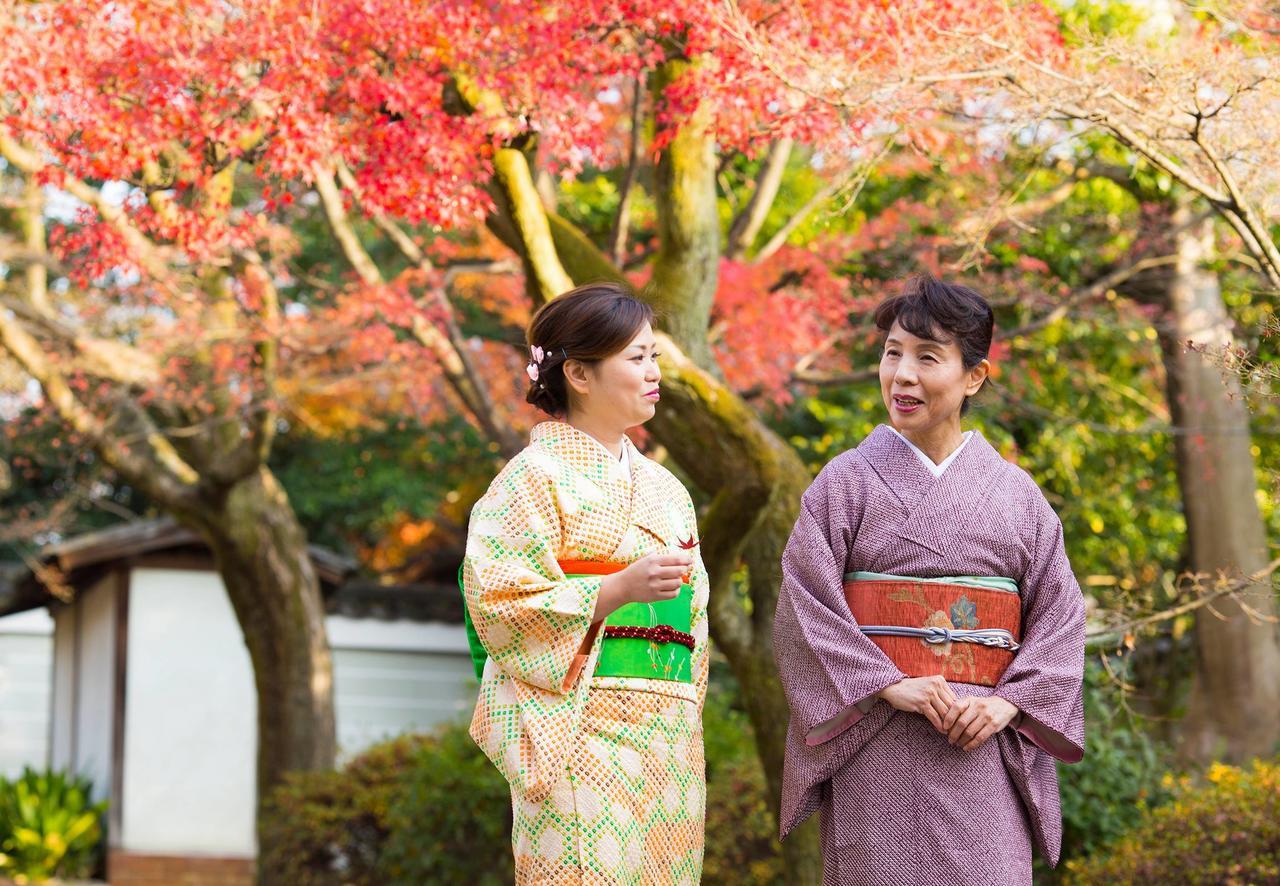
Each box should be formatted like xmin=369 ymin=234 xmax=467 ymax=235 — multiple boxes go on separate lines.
xmin=526 ymin=345 xmax=545 ymax=382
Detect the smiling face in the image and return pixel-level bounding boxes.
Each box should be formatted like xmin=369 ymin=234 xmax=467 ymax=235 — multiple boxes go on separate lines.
xmin=564 ymin=322 xmax=661 ymax=431
xmin=879 ymin=320 xmax=989 ymax=441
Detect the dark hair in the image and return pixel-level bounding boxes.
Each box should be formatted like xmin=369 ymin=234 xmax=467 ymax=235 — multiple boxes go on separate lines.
xmin=525 ymin=282 xmax=654 ymax=416
xmin=874 ymin=274 xmax=994 ymax=413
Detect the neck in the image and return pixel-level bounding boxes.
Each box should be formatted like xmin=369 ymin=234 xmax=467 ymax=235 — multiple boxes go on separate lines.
xmin=565 ymin=412 xmax=626 ymax=459
xmin=898 ymin=419 xmax=965 ymax=466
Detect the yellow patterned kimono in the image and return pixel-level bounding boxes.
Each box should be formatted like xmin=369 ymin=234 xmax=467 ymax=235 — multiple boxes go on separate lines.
xmin=464 ymin=421 xmax=709 ymax=885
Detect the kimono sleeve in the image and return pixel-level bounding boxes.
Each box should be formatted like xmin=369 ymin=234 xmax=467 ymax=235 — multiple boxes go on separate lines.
xmin=774 ymin=463 xmax=906 ymax=746
xmin=998 ymin=495 xmax=1086 ymax=763
xmin=462 ymin=455 xmax=603 ymax=695
xmin=688 ymin=527 xmax=711 ymax=714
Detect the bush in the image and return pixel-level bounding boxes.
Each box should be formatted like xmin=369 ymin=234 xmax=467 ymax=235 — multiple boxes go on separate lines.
xmin=259 ymin=733 xmax=432 ymax=885
xmin=1064 ymin=757 xmax=1280 ymax=885
xmin=702 ymin=668 xmax=785 ymax=885
xmin=379 ymin=722 xmax=512 ymax=885
xmin=0 ymin=767 xmax=107 ymax=884
xmin=1056 ymin=664 xmax=1173 ymax=865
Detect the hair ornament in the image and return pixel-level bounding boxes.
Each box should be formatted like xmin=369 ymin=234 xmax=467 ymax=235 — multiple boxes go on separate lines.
xmin=526 ymin=345 xmax=545 ymax=382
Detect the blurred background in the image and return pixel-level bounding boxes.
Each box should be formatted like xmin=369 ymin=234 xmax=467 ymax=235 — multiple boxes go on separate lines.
xmin=1 ymin=0 xmax=1278 ymax=883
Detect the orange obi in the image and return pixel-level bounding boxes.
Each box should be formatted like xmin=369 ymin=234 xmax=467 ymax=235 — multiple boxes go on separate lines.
xmin=842 ymin=572 xmax=1022 ymax=688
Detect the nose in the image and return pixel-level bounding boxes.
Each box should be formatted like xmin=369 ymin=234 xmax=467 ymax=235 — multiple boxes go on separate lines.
xmin=893 ymin=357 xmax=919 ymax=386
xmin=646 ymin=360 xmax=661 ymax=383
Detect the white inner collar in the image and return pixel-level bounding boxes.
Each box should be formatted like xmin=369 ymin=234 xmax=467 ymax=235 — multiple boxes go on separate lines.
xmin=889 ymin=427 xmax=972 ymax=478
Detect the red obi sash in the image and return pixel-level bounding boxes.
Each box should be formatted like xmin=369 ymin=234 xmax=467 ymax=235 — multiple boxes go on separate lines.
xmin=842 ymin=575 xmax=1022 ymax=688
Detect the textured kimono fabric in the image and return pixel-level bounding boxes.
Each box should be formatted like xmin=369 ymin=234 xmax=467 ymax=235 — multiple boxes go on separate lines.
xmin=464 ymin=421 xmax=709 ymax=885
xmin=775 ymin=425 xmax=1086 ymax=885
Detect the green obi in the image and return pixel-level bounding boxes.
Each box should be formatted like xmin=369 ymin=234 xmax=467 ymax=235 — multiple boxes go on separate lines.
xmin=595 ymin=582 xmax=694 ymax=683
xmin=457 ymin=567 xmax=694 ymax=683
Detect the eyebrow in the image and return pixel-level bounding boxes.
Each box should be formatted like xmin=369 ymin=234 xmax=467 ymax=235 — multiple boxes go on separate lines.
xmin=885 ymin=335 xmax=948 ymax=350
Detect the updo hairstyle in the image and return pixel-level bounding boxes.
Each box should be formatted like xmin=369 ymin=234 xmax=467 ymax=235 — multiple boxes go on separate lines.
xmin=525 ymin=282 xmax=655 ymax=416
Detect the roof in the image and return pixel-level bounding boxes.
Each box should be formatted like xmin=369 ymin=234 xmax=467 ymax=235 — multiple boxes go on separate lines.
xmin=0 ymin=519 xmax=464 ymax=625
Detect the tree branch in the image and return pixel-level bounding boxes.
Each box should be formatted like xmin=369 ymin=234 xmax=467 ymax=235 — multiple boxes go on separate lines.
xmin=0 ymin=136 xmax=178 ymax=286
xmin=1000 ymin=254 xmax=1181 ymax=340
xmin=0 ymin=308 xmax=199 ymax=506
xmin=726 ymin=138 xmax=793 ymax=261
xmin=610 ymin=76 xmax=646 ymax=267
xmin=328 ymin=160 xmax=523 ymax=457
xmin=0 ymin=296 xmax=161 ymax=387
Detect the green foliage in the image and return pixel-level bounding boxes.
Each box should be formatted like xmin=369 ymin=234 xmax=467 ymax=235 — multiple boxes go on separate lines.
xmin=270 ymin=415 xmax=502 ymax=557
xmin=1056 ymin=662 xmax=1172 ymax=864
xmin=702 ymin=668 xmax=785 ymax=885
xmin=259 ymin=733 xmax=433 ymax=886
xmin=0 ymin=768 xmax=107 ymax=884
xmin=1064 ymin=757 xmax=1280 ymax=885
xmin=379 ymin=723 xmax=512 ymax=885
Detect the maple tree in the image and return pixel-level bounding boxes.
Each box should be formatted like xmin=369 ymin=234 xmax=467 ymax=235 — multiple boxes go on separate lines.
xmin=17 ymin=0 xmax=1277 ymax=875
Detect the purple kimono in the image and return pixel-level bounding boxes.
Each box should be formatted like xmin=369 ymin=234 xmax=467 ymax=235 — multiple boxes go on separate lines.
xmin=775 ymin=425 xmax=1085 ymax=884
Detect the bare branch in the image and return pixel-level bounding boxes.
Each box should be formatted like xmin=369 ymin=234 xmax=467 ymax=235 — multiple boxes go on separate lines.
xmin=0 ymin=307 xmax=199 ymax=506
xmin=1087 ymin=555 xmax=1280 ymax=643
xmin=610 ymin=77 xmax=646 ymax=266
xmin=1000 ymin=254 xmax=1181 ymax=340
xmin=726 ymin=138 xmax=793 ymax=261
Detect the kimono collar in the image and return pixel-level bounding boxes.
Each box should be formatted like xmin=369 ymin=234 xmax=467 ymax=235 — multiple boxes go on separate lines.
xmin=529 ymin=420 xmax=640 ymax=487
xmin=888 ymin=426 xmax=973 ymax=478
xmin=858 ymin=424 xmax=1011 ymax=547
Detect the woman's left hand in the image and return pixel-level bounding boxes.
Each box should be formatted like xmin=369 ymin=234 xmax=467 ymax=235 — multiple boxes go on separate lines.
xmin=941 ymin=695 xmax=1020 ymax=751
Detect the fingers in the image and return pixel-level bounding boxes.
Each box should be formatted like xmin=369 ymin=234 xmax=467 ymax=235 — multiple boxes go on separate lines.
xmin=941 ymin=696 xmax=969 ymax=732
xmin=919 ymin=698 xmax=946 ymax=732
xmin=963 ymin=722 xmax=999 ymax=752
xmin=652 ymin=553 xmax=694 ymax=569
xmin=947 ymin=703 xmax=982 ymax=746
xmin=917 ymin=676 xmax=951 ymax=733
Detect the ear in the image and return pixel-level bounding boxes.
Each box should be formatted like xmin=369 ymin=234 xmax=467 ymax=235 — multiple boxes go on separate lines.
xmin=965 ymin=359 xmax=991 ymax=397
xmin=562 ymin=359 xmax=592 ymax=397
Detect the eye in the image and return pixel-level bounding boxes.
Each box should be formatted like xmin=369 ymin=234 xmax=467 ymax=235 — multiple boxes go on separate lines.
xmin=883 ymin=348 xmax=900 ymax=357
xmin=921 ymin=353 xmax=938 ymax=363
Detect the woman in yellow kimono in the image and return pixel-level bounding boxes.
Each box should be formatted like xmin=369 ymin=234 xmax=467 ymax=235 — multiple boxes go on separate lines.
xmin=463 ymin=282 xmax=708 ymax=884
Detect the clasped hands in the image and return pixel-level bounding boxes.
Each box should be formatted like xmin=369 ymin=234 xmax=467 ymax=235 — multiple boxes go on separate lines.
xmin=876 ymin=675 xmax=1018 ymax=751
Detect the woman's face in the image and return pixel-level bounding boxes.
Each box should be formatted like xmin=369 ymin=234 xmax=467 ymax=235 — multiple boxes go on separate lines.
xmin=567 ymin=322 xmax=662 ymax=429
xmin=879 ymin=320 xmax=988 ymax=437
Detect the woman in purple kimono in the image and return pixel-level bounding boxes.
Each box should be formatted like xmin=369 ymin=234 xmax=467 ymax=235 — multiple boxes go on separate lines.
xmin=775 ymin=275 xmax=1085 ymax=884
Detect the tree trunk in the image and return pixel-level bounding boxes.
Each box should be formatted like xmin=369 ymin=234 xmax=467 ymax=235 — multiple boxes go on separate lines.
xmin=188 ymin=467 xmax=337 ymax=867
xmin=1158 ymin=208 xmax=1280 ymax=762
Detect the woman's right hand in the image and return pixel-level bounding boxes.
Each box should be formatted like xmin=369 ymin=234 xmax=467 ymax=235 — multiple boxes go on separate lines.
xmin=594 ymin=553 xmax=692 ymax=621
xmin=876 ymin=675 xmax=958 ymax=733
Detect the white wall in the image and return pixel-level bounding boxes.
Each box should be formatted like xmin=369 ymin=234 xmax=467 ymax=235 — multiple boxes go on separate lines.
xmin=41 ymin=566 xmax=475 ymax=861
xmin=327 ymin=617 xmax=474 ymax=756
xmin=122 ymin=569 xmax=257 ymax=856
xmin=48 ymin=575 xmax=117 ymax=801
xmin=0 ymin=610 xmax=52 ymax=778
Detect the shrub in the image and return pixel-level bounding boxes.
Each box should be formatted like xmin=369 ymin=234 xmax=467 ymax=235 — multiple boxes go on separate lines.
xmin=1064 ymin=757 xmax=1280 ymax=885
xmin=701 ymin=669 xmax=785 ymax=885
xmin=259 ymin=733 xmax=431 ymax=885
xmin=1056 ymin=664 xmax=1173 ymax=865
xmin=378 ymin=722 xmax=512 ymax=885
xmin=0 ymin=767 xmax=106 ymax=884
